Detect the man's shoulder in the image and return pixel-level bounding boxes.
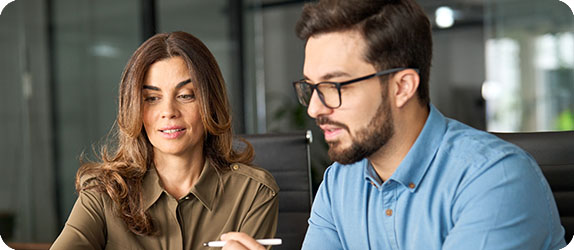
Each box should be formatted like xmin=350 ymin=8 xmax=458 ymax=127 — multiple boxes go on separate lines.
xmin=442 ymin=119 xmax=530 ymax=162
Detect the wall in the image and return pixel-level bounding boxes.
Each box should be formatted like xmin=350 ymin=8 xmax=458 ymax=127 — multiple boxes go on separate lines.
xmin=0 ymin=0 xmax=58 ymax=242
xmin=431 ymin=26 xmax=487 ymax=129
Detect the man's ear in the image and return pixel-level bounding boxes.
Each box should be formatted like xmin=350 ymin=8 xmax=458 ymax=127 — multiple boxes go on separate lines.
xmin=391 ymin=69 xmax=420 ymax=108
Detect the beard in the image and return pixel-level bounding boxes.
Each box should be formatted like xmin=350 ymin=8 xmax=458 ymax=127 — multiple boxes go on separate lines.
xmin=318 ymin=93 xmax=394 ymax=165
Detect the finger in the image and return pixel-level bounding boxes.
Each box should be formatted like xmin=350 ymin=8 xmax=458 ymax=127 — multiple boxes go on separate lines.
xmin=221 ymin=240 xmax=248 ymax=250
xmin=221 ymin=232 xmax=265 ymax=250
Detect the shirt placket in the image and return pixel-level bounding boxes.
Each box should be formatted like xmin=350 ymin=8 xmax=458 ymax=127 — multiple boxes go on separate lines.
xmin=167 ymin=196 xmax=184 ymax=250
xmin=382 ymin=181 xmax=399 ymax=250
xmin=176 ymin=196 xmax=191 ymax=249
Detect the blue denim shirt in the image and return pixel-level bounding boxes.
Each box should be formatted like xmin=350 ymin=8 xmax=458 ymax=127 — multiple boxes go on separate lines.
xmin=302 ymin=105 xmax=566 ymax=250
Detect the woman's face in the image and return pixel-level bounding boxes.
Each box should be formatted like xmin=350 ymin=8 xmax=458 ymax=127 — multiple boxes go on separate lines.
xmin=142 ymin=56 xmax=205 ymax=158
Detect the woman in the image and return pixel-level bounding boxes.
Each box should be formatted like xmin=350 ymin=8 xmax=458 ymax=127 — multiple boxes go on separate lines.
xmin=51 ymin=31 xmax=278 ymax=249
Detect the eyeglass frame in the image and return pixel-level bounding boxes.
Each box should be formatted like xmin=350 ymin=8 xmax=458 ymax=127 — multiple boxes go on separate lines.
xmin=292 ymin=67 xmax=419 ymax=109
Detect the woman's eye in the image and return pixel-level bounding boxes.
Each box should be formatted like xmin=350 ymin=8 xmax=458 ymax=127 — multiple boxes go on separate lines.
xmin=178 ymin=93 xmax=195 ymax=101
xmin=144 ymin=96 xmax=159 ymax=103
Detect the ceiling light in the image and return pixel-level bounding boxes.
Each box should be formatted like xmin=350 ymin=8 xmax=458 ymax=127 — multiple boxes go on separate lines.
xmin=435 ymin=6 xmax=455 ymax=29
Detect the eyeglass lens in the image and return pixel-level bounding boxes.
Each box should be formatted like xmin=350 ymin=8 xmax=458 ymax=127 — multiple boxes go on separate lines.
xmin=296 ymin=82 xmax=340 ymax=108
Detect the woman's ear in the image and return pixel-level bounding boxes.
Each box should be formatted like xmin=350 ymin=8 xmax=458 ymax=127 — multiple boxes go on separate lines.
xmin=391 ymin=69 xmax=420 ymax=108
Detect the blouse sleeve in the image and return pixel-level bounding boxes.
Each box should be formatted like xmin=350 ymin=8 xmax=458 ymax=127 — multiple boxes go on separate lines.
xmin=239 ymin=183 xmax=279 ymax=240
xmin=50 ymin=189 xmax=106 ymax=250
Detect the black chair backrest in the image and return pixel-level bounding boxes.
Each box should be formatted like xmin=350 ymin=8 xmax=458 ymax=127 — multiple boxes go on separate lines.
xmin=239 ymin=131 xmax=313 ymax=250
xmin=493 ymin=131 xmax=574 ymax=243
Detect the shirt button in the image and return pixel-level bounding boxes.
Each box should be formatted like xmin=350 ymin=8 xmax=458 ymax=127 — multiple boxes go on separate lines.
xmin=386 ymin=209 xmax=393 ymax=216
xmin=408 ymin=182 xmax=416 ymax=189
xmin=232 ymin=164 xmax=239 ymax=170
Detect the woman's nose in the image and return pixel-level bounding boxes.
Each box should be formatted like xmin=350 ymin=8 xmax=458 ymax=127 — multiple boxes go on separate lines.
xmin=160 ymin=99 xmax=179 ymax=119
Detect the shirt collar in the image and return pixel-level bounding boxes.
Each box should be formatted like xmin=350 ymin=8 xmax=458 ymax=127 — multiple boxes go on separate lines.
xmin=142 ymin=159 xmax=221 ymax=211
xmin=142 ymin=166 xmax=163 ymax=210
xmin=364 ymin=160 xmax=383 ymax=187
xmin=189 ymin=159 xmax=220 ymax=211
xmin=363 ymin=104 xmax=447 ymax=191
xmin=390 ymin=104 xmax=447 ymax=192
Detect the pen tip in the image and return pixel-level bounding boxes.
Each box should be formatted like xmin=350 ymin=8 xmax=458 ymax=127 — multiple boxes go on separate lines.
xmin=203 ymin=243 xmax=208 ymax=246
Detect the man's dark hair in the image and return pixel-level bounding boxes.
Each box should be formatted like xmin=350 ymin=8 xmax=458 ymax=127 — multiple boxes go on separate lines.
xmin=296 ymin=0 xmax=432 ymax=105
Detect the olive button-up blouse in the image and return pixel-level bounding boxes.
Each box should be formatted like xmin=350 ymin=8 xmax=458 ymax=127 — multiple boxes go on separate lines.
xmin=50 ymin=161 xmax=279 ymax=250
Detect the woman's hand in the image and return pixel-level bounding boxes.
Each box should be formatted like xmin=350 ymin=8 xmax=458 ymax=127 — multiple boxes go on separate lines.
xmin=220 ymin=232 xmax=265 ymax=250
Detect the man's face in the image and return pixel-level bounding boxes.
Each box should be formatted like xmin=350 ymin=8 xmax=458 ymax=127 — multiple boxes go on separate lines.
xmin=304 ymin=30 xmax=395 ymax=164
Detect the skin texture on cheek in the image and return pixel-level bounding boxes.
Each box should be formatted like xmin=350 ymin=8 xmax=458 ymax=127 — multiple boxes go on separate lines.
xmin=303 ymin=31 xmax=395 ymax=164
xmin=141 ymin=57 xmax=205 ymax=158
xmin=328 ymin=84 xmax=394 ymax=165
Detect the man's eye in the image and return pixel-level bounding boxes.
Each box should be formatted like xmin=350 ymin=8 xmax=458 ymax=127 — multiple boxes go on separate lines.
xmin=318 ymin=84 xmax=339 ymax=92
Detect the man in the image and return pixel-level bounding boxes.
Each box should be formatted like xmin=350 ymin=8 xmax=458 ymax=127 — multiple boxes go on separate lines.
xmin=222 ymin=0 xmax=566 ymax=249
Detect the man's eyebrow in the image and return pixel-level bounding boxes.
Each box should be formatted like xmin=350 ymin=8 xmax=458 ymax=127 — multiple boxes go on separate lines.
xmin=303 ymin=71 xmax=351 ymax=82
xmin=142 ymin=79 xmax=192 ymax=91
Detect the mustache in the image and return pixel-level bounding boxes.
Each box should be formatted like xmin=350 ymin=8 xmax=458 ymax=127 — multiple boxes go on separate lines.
xmin=316 ymin=116 xmax=350 ymax=132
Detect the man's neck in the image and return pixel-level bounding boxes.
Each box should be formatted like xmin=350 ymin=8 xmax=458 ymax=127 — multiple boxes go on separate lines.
xmin=368 ymin=104 xmax=429 ymax=182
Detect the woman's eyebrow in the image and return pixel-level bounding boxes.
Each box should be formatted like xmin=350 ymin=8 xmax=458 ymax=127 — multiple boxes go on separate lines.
xmin=175 ymin=79 xmax=192 ymax=89
xmin=142 ymin=79 xmax=192 ymax=91
xmin=143 ymin=85 xmax=160 ymax=91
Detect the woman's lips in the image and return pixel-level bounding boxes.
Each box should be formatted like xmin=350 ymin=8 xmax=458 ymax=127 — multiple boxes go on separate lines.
xmin=159 ymin=128 xmax=186 ymax=139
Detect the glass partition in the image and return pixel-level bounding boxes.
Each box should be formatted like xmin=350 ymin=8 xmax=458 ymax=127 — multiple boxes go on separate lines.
xmin=51 ymin=0 xmax=142 ymax=227
xmin=483 ymin=0 xmax=574 ymax=132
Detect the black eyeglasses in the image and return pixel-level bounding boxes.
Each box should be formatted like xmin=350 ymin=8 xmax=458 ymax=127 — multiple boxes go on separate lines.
xmin=292 ymin=67 xmax=418 ymax=109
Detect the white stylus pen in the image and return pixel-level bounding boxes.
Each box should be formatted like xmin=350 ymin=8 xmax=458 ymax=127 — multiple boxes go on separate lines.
xmin=203 ymin=238 xmax=282 ymax=247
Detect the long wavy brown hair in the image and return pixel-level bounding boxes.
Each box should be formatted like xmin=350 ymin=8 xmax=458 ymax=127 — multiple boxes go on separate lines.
xmin=76 ymin=31 xmax=254 ymax=236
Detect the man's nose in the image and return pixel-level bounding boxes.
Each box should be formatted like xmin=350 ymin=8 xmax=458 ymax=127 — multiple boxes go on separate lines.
xmin=307 ymin=91 xmax=333 ymax=118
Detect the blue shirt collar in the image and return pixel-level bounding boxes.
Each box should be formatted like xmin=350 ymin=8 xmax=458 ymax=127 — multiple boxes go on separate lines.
xmin=364 ymin=160 xmax=383 ymax=187
xmin=364 ymin=104 xmax=447 ymax=192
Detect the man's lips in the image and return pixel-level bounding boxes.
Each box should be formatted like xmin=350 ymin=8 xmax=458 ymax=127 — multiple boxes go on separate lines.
xmin=319 ymin=122 xmax=349 ymax=141
xmin=316 ymin=116 xmax=349 ymax=132
xmin=320 ymin=125 xmax=342 ymax=133
xmin=322 ymin=127 xmax=343 ymax=140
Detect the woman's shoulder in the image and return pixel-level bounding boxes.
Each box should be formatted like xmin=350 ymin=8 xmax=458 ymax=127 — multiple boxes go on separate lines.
xmin=76 ymin=161 xmax=107 ymax=187
xmin=225 ymin=163 xmax=279 ymax=193
xmin=78 ymin=173 xmax=99 ymax=187
xmin=75 ymin=163 xmax=113 ymax=200
xmin=77 ymin=175 xmax=109 ymax=203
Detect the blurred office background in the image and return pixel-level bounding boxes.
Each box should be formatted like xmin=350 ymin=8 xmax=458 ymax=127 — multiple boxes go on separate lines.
xmin=0 ymin=0 xmax=572 ymax=244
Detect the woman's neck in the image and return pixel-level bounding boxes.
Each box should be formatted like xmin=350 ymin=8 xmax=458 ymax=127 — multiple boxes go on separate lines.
xmin=153 ymin=149 xmax=205 ymax=200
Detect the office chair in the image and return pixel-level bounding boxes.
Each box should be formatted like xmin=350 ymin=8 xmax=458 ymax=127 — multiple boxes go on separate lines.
xmin=494 ymin=131 xmax=574 ymax=243
xmin=239 ymin=131 xmax=313 ymax=250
